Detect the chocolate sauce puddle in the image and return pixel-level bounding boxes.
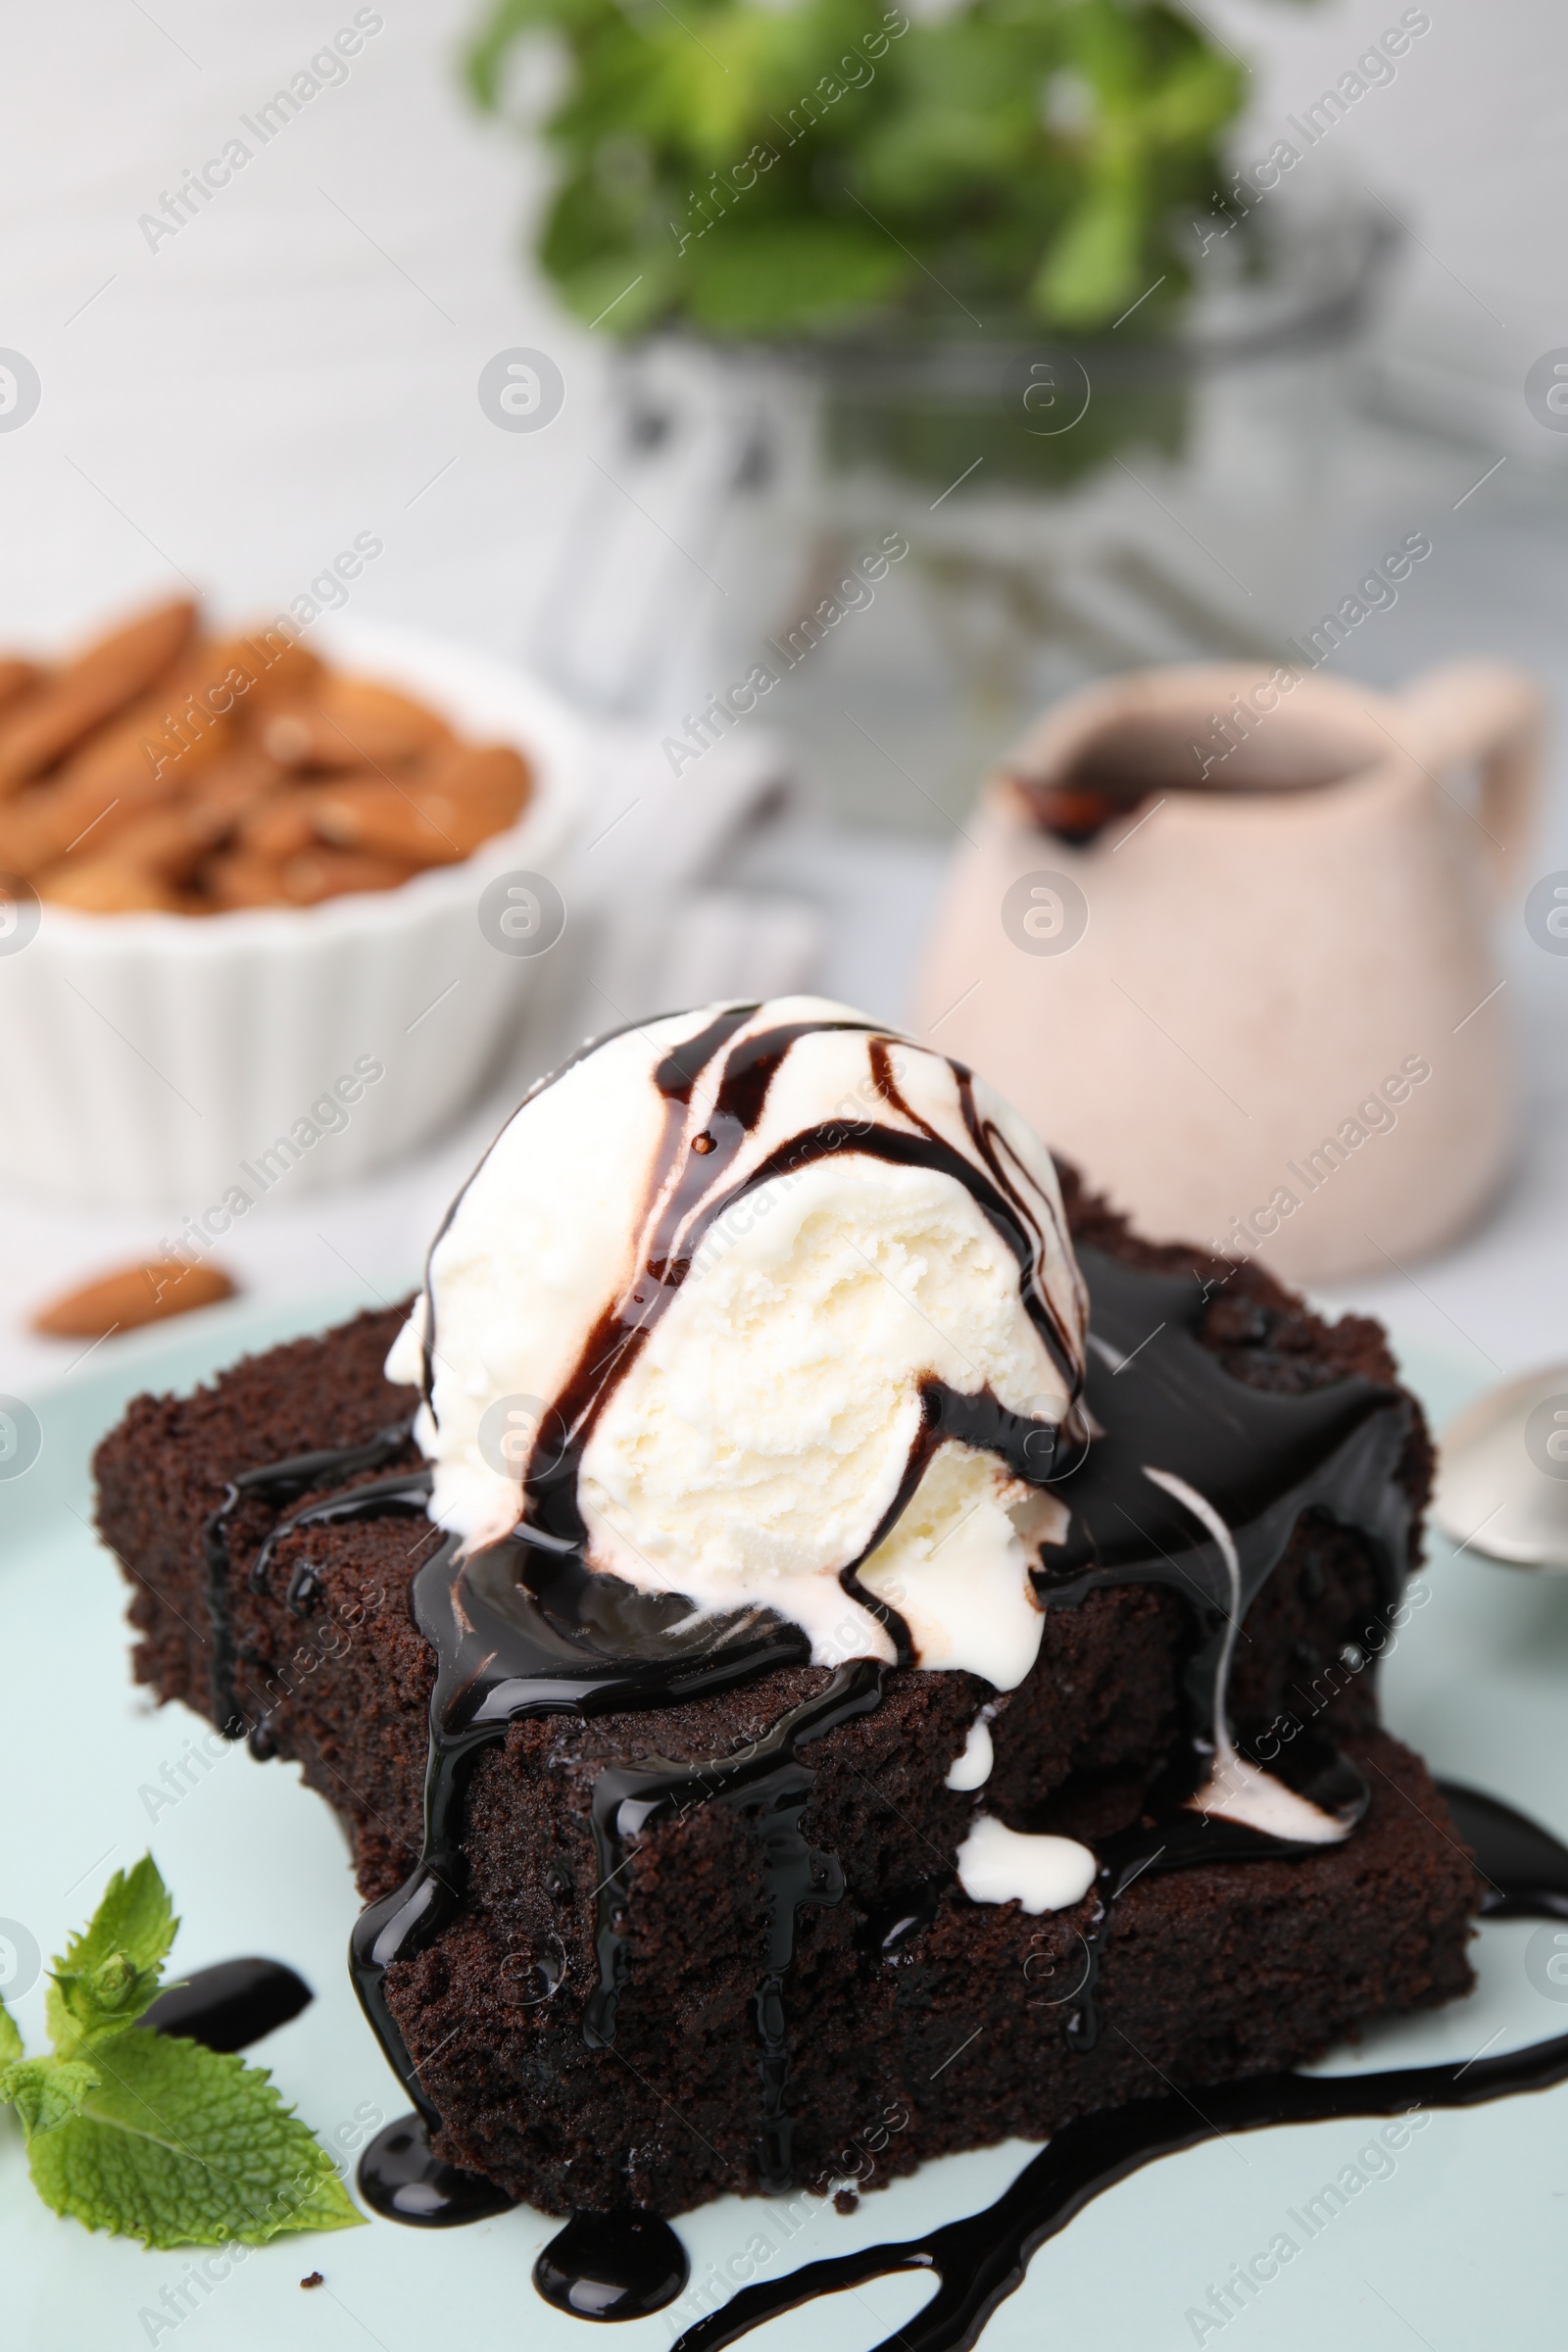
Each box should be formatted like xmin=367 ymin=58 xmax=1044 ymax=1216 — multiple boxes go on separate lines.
xmin=534 ymin=2208 xmax=691 ymax=2321
xmin=357 ymin=2114 xmax=514 ymax=2228
xmin=668 ymin=1788 xmax=1568 ymax=2352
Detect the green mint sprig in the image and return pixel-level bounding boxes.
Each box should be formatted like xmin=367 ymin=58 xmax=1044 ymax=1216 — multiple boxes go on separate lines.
xmin=0 ymin=1855 xmax=365 ymax=2249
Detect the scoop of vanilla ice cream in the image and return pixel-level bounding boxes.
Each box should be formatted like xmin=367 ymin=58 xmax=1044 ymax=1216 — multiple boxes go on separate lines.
xmin=386 ymin=997 xmax=1086 ymax=1690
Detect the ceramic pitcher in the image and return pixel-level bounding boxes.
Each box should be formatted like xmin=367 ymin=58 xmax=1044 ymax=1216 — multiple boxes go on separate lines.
xmin=912 ymin=661 xmax=1545 ymax=1284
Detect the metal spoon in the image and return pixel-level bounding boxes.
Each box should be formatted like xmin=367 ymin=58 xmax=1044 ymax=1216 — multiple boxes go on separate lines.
xmin=1432 ymin=1363 xmax=1568 ymax=1570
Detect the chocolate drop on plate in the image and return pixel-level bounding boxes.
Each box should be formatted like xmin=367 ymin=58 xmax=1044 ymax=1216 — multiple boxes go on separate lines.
xmin=357 ymin=2113 xmax=515 ymax=2227
xmin=141 ymin=1956 xmax=312 ymax=2052
xmin=533 ymin=2209 xmax=691 ymax=2322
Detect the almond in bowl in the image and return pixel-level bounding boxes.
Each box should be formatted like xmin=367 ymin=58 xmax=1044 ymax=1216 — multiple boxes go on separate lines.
xmin=0 ymin=604 xmax=587 ymax=1210
xmin=0 ymin=600 xmax=534 ymax=914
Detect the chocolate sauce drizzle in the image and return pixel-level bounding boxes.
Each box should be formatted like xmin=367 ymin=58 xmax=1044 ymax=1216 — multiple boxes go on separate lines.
xmin=666 ymin=1786 xmax=1568 ymax=2352
xmin=200 ymin=1422 xmax=415 ymax=1736
xmin=1023 ymin=1247 xmax=1413 ymax=2042
xmin=425 ymin=1010 xmax=1087 ymax=1613
xmin=188 ymin=1011 xmax=1517 ymax=2341
xmin=338 ymin=1012 xmax=1097 ymax=2192
xmin=582 ymin=1659 xmax=886 ymax=2187
xmin=202 ymin=1244 xmax=1416 ymax=2227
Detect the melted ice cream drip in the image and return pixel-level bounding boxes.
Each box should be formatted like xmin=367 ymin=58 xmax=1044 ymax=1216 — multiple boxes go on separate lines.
xmin=1145 ymin=1467 xmax=1350 ymax=1845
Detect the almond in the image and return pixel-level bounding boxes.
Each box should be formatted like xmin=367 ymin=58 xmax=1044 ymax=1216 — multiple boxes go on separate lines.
xmin=0 ymin=659 xmax=40 ymax=717
xmin=70 ymin=805 xmax=213 ymax=886
xmin=31 ymin=1258 xmax=236 ymax=1339
xmin=311 ymin=781 xmax=467 ymax=864
xmin=236 ymin=789 xmax=326 ymax=859
xmin=261 ymin=676 xmax=451 ymax=771
xmin=127 ymin=633 xmax=320 ymax=787
xmin=61 ymin=644 xmax=238 ymax=802
xmin=315 ymin=746 xmax=530 ymax=861
xmin=0 ymin=599 xmax=196 ymax=795
xmin=0 ymin=599 xmax=525 ymax=912
xmin=279 ymin=845 xmax=421 ymax=903
xmin=182 ymin=747 xmax=291 ymax=843
xmin=0 ymin=794 xmax=63 ymax=878
xmin=421 ymin=741 xmax=532 ymax=807
xmin=221 ymin=629 xmax=325 ymax=711
xmin=202 ymin=848 xmax=293 ymax=908
xmin=6 ymin=756 xmax=186 ymax=872
xmin=35 ymin=858 xmax=184 ymax=912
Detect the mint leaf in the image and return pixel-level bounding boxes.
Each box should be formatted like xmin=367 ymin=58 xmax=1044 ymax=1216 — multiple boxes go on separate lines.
xmin=0 ymin=1854 xmax=365 ymax=2248
xmin=0 ymin=2056 xmax=99 ymax=2137
xmin=56 ymin=1854 xmax=177 ymax=1979
xmin=51 ymin=1952 xmax=169 ymax=2048
xmin=47 ymin=1855 xmax=176 ymax=2051
xmin=23 ymin=2028 xmax=364 ymax=2248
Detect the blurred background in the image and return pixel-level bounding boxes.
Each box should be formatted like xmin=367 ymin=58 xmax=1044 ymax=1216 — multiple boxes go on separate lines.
xmin=2 ymin=0 xmax=1566 ymax=1401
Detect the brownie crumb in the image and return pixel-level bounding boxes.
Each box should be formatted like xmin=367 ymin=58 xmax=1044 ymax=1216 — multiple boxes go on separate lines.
xmin=300 ymin=2272 xmax=323 ymax=2289
xmin=834 ymin=2189 xmax=859 ymax=2216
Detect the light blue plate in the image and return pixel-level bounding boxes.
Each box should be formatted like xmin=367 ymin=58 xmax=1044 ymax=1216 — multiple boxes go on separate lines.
xmin=2 ymin=1300 xmax=1566 ymax=2351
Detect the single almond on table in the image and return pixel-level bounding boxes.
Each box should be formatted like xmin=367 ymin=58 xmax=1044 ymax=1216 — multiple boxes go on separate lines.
xmin=262 ymin=676 xmax=453 ymax=771
xmin=0 ymin=598 xmax=196 ymax=794
xmin=31 ymin=1258 xmax=236 ymax=1339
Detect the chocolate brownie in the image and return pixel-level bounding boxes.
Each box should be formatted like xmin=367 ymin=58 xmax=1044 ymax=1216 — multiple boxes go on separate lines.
xmin=96 ymin=1173 xmax=1476 ymax=2219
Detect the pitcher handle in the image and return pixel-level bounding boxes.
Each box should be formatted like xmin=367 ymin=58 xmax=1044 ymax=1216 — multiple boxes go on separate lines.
xmin=1390 ymin=662 xmax=1547 ymax=900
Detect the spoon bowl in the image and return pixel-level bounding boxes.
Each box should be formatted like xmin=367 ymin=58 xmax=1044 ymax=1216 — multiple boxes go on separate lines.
xmin=1433 ymin=1363 xmax=1568 ymax=1571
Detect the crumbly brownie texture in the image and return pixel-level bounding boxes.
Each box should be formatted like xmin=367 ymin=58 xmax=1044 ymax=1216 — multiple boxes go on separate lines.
xmin=96 ymin=1175 xmax=1475 ymax=2218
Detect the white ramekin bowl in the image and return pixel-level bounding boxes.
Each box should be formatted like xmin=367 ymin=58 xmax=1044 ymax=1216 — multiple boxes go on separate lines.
xmin=0 ymin=618 xmax=590 ymax=1211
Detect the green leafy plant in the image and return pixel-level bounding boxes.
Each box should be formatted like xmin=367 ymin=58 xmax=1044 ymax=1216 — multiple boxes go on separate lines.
xmin=0 ymin=1856 xmax=363 ymax=2249
xmin=467 ymin=0 xmax=1245 ymax=343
